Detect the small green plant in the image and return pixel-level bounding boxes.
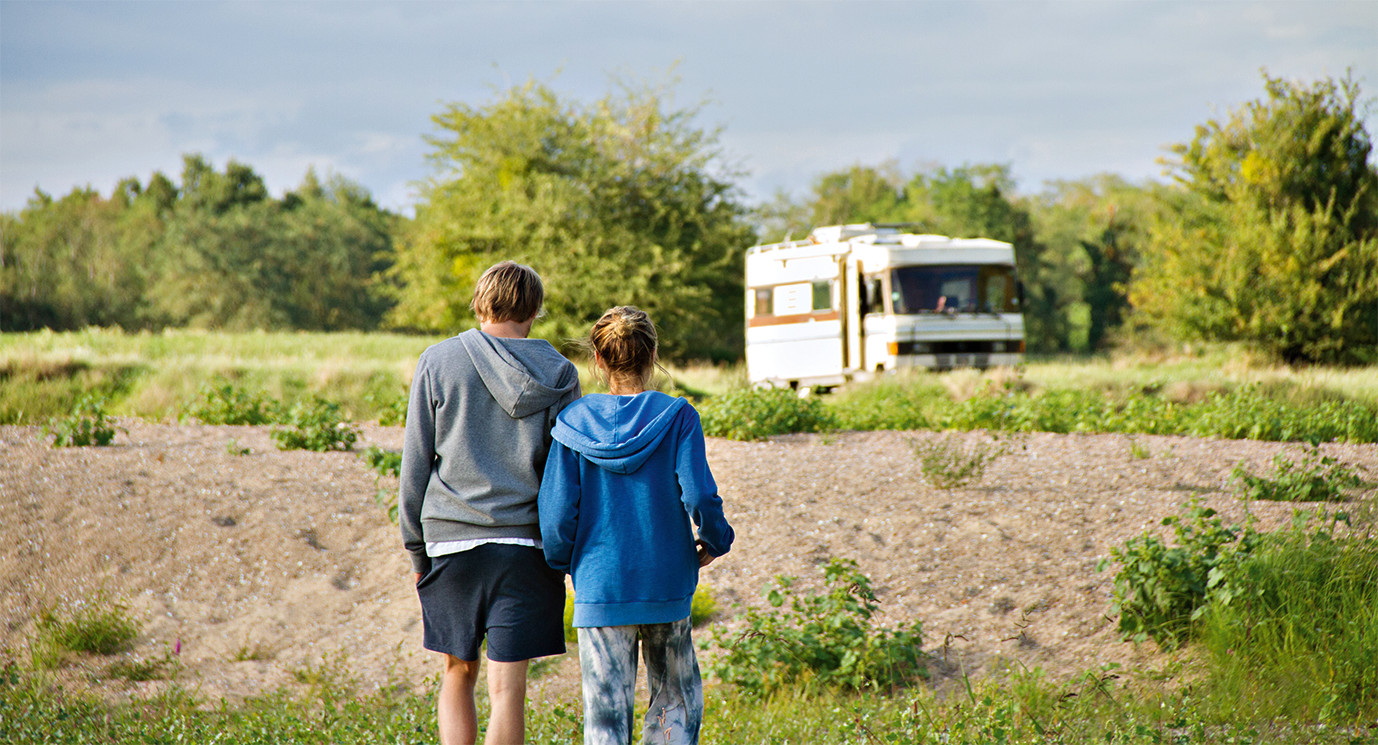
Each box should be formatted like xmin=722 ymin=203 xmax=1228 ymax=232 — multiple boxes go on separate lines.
xmin=698 ymin=387 xmax=837 ymax=441
xmin=31 ymin=600 xmax=140 ymax=668
xmin=373 ymin=489 xmax=400 ymax=525
xmin=361 ymin=445 xmax=402 ymax=478
xmin=1099 ymin=501 xmax=1261 ymax=649
xmin=708 ymin=558 xmax=926 ymax=692
xmin=44 ymin=395 xmax=118 ymax=447
xmin=181 ymin=379 xmax=278 ymax=425
xmin=225 ymin=438 xmax=251 ymax=456
xmin=910 ymin=434 xmax=1004 ymax=489
xmin=270 ymin=397 xmax=359 ymax=452
xmin=1231 ymin=445 xmax=1365 ymax=502
xmin=1127 ymin=437 xmax=1152 ymax=460
xmin=689 ymin=585 xmax=718 ymax=626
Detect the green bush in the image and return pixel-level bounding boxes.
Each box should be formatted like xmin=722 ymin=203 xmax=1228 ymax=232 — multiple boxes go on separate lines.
xmin=698 ymin=387 xmax=836 ymax=441
xmin=927 ymin=384 xmax=1378 ymax=444
xmin=181 ymin=379 xmax=278 ymax=425
xmin=31 ymin=601 xmax=140 ymax=668
xmin=270 ymin=398 xmax=360 ymax=452
xmin=708 ymin=558 xmax=926 ymax=693
xmin=44 ymin=395 xmax=118 ymax=447
xmin=1099 ymin=502 xmax=1262 ymax=649
xmin=1230 ymin=445 xmax=1365 ymax=502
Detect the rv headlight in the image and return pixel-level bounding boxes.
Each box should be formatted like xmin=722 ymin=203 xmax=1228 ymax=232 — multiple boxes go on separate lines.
xmin=991 ymin=341 xmax=1006 ymax=353
xmin=912 ymin=342 xmax=931 ymax=354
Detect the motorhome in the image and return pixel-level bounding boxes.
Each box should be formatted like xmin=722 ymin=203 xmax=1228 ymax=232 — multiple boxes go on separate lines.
xmin=745 ymin=223 xmax=1025 ymax=391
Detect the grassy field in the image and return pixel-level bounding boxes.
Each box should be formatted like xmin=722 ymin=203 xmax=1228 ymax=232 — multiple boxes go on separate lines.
xmin=3 ymin=328 xmax=1376 ymax=427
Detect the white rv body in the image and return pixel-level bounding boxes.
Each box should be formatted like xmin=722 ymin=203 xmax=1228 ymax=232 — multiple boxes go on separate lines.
xmin=745 ymin=224 xmax=1025 ymax=389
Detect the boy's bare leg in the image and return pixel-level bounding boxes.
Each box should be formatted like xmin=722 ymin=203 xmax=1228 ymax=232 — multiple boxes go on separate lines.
xmin=439 ymin=655 xmax=481 ymax=745
xmin=483 ymin=659 xmax=530 ymax=745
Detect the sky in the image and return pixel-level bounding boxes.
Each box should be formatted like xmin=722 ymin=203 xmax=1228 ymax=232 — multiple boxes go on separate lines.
xmin=2 ymin=0 xmax=1375 ymax=217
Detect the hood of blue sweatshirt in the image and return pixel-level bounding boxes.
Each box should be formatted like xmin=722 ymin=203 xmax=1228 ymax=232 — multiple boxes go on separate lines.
xmin=551 ymin=391 xmax=688 ymax=475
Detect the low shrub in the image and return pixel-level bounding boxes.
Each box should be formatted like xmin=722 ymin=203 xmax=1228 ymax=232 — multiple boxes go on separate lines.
xmin=1099 ymin=502 xmax=1262 ymax=649
xmin=708 ymin=558 xmax=926 ymax=693
xmin=44 ymin=395 xmax=118 ymax=447
xmin=698 ymin=387 xmax=836 ymax=441
xmin=1230 ymin=445 xmax=1366 ymax=502
xmin=181 ymin=379 xmax=278 ymax=425
xmin=270 ymin=398 xmax=359 ymax=452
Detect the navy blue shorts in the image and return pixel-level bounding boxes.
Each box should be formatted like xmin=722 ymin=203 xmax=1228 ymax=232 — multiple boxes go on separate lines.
xmin=415 ymin=543 xmax=567 ymax=662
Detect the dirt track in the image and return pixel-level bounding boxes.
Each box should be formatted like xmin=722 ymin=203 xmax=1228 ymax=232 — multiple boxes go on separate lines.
xmin=2 ymin=421 xmax=1374 ymax=704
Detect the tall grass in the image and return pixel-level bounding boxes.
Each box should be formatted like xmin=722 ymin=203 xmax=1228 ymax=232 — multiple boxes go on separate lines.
xmin=1195 ymin=518 xmax=1378 ymax=722
xmin=0 ymin=328 xmax=742 ymax=423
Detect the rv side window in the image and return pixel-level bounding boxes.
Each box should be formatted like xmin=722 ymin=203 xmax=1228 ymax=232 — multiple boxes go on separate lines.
xmin=811 ymin=281 xmax=831 ymax=311
xmin=754 ymin=288 xmax=773 ymax=316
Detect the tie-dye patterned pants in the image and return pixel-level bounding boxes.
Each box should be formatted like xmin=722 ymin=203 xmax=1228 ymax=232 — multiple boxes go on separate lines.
xmin=577 ymin=617 xmax=703 ymax=745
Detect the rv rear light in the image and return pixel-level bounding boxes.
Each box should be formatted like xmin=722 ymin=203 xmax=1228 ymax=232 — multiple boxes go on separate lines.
xmin=1018 ymin=340 xmax=1026 ymax=353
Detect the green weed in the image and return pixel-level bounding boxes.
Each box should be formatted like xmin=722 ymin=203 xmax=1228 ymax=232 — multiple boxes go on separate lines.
xmin=44 ymin=395 xmax=119 ymax=447
xmin=1195 ymin=510 xmax=1378 ymax=722
xmin=1230 ymin=445 xmax=1366 ymax=502
xmin=910 ymin=434 xmax=1005 ymax=489
xmin=226 ymin=438 xmax=252 ymax=456
xmin=708 ymin=558 xmax=926 ymax=693
xmin=31 ymin=600 xmax=140 ymax=668
xmin=270 ymin=397 xmax=359 ymax=452
xmin=361 ymin=445 xmax=402 ymax=478
xmin=181 ymin=378 xmax=279 ymax=425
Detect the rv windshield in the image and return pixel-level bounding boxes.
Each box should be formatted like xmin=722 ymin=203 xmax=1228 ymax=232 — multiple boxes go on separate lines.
xmin=890 ymin=265 xmax=1017 ymax=314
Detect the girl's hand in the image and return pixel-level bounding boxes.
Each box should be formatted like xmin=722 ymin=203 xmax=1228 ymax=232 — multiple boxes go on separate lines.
xmin=695 ymin=540 xmax=716 ymax=568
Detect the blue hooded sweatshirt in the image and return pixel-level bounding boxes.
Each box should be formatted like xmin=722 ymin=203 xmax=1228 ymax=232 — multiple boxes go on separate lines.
xmin=539 ymin=391 xmax=734 ymax=628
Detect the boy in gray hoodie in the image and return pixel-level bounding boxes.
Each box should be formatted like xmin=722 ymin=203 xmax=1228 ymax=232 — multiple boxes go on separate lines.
xmin=400 ymin=261 xmax=581 ymax=745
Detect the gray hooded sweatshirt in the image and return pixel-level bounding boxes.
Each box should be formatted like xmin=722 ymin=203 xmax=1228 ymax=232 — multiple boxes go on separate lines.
xmin=399 ymin=329 xmax=581 ymax=574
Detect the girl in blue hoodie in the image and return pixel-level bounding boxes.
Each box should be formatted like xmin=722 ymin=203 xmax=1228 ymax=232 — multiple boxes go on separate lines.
xmin=539 ymin=306 xmax=734 ymax=745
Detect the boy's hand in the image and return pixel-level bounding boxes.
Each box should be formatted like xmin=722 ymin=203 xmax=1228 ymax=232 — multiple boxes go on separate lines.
xmin=695 ymin=540 xmax=716 ymax=568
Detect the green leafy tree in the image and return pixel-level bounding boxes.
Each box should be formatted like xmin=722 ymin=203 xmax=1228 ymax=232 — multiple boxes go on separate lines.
xmin=1030 ymin=175 xmax=1161 ymax=351
xmin=389 ymin=79 xmax=754 ymax=361
xmin=806 ymin=163 xmax=907 ymax=228
xmin=154 ymin=161 xmax=395 ymax=330
xmin=1130 ymin=72 xmax=1378 ymax=363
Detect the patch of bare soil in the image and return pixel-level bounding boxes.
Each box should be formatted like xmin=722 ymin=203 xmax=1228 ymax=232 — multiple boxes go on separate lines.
xmin=2 ymin=422 xmax=1374 ymax=707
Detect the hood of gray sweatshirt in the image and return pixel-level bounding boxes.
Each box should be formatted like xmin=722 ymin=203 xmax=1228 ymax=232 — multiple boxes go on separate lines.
xmin=398 ymin=329 xmax=581 ymax=572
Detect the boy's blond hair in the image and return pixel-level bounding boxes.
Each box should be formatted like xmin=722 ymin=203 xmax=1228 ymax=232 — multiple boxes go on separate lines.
xmin=470 ymin=261 xmax=544 ymax=323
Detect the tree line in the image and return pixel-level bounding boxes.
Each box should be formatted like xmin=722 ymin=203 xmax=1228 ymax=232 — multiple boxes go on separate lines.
xmin=2 ymin=72 xmax=1374 ymax=364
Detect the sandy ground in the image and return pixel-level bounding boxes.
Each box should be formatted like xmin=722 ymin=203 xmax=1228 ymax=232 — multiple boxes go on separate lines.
xmin=2 ymin=421 xmax=1374 ymax=707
